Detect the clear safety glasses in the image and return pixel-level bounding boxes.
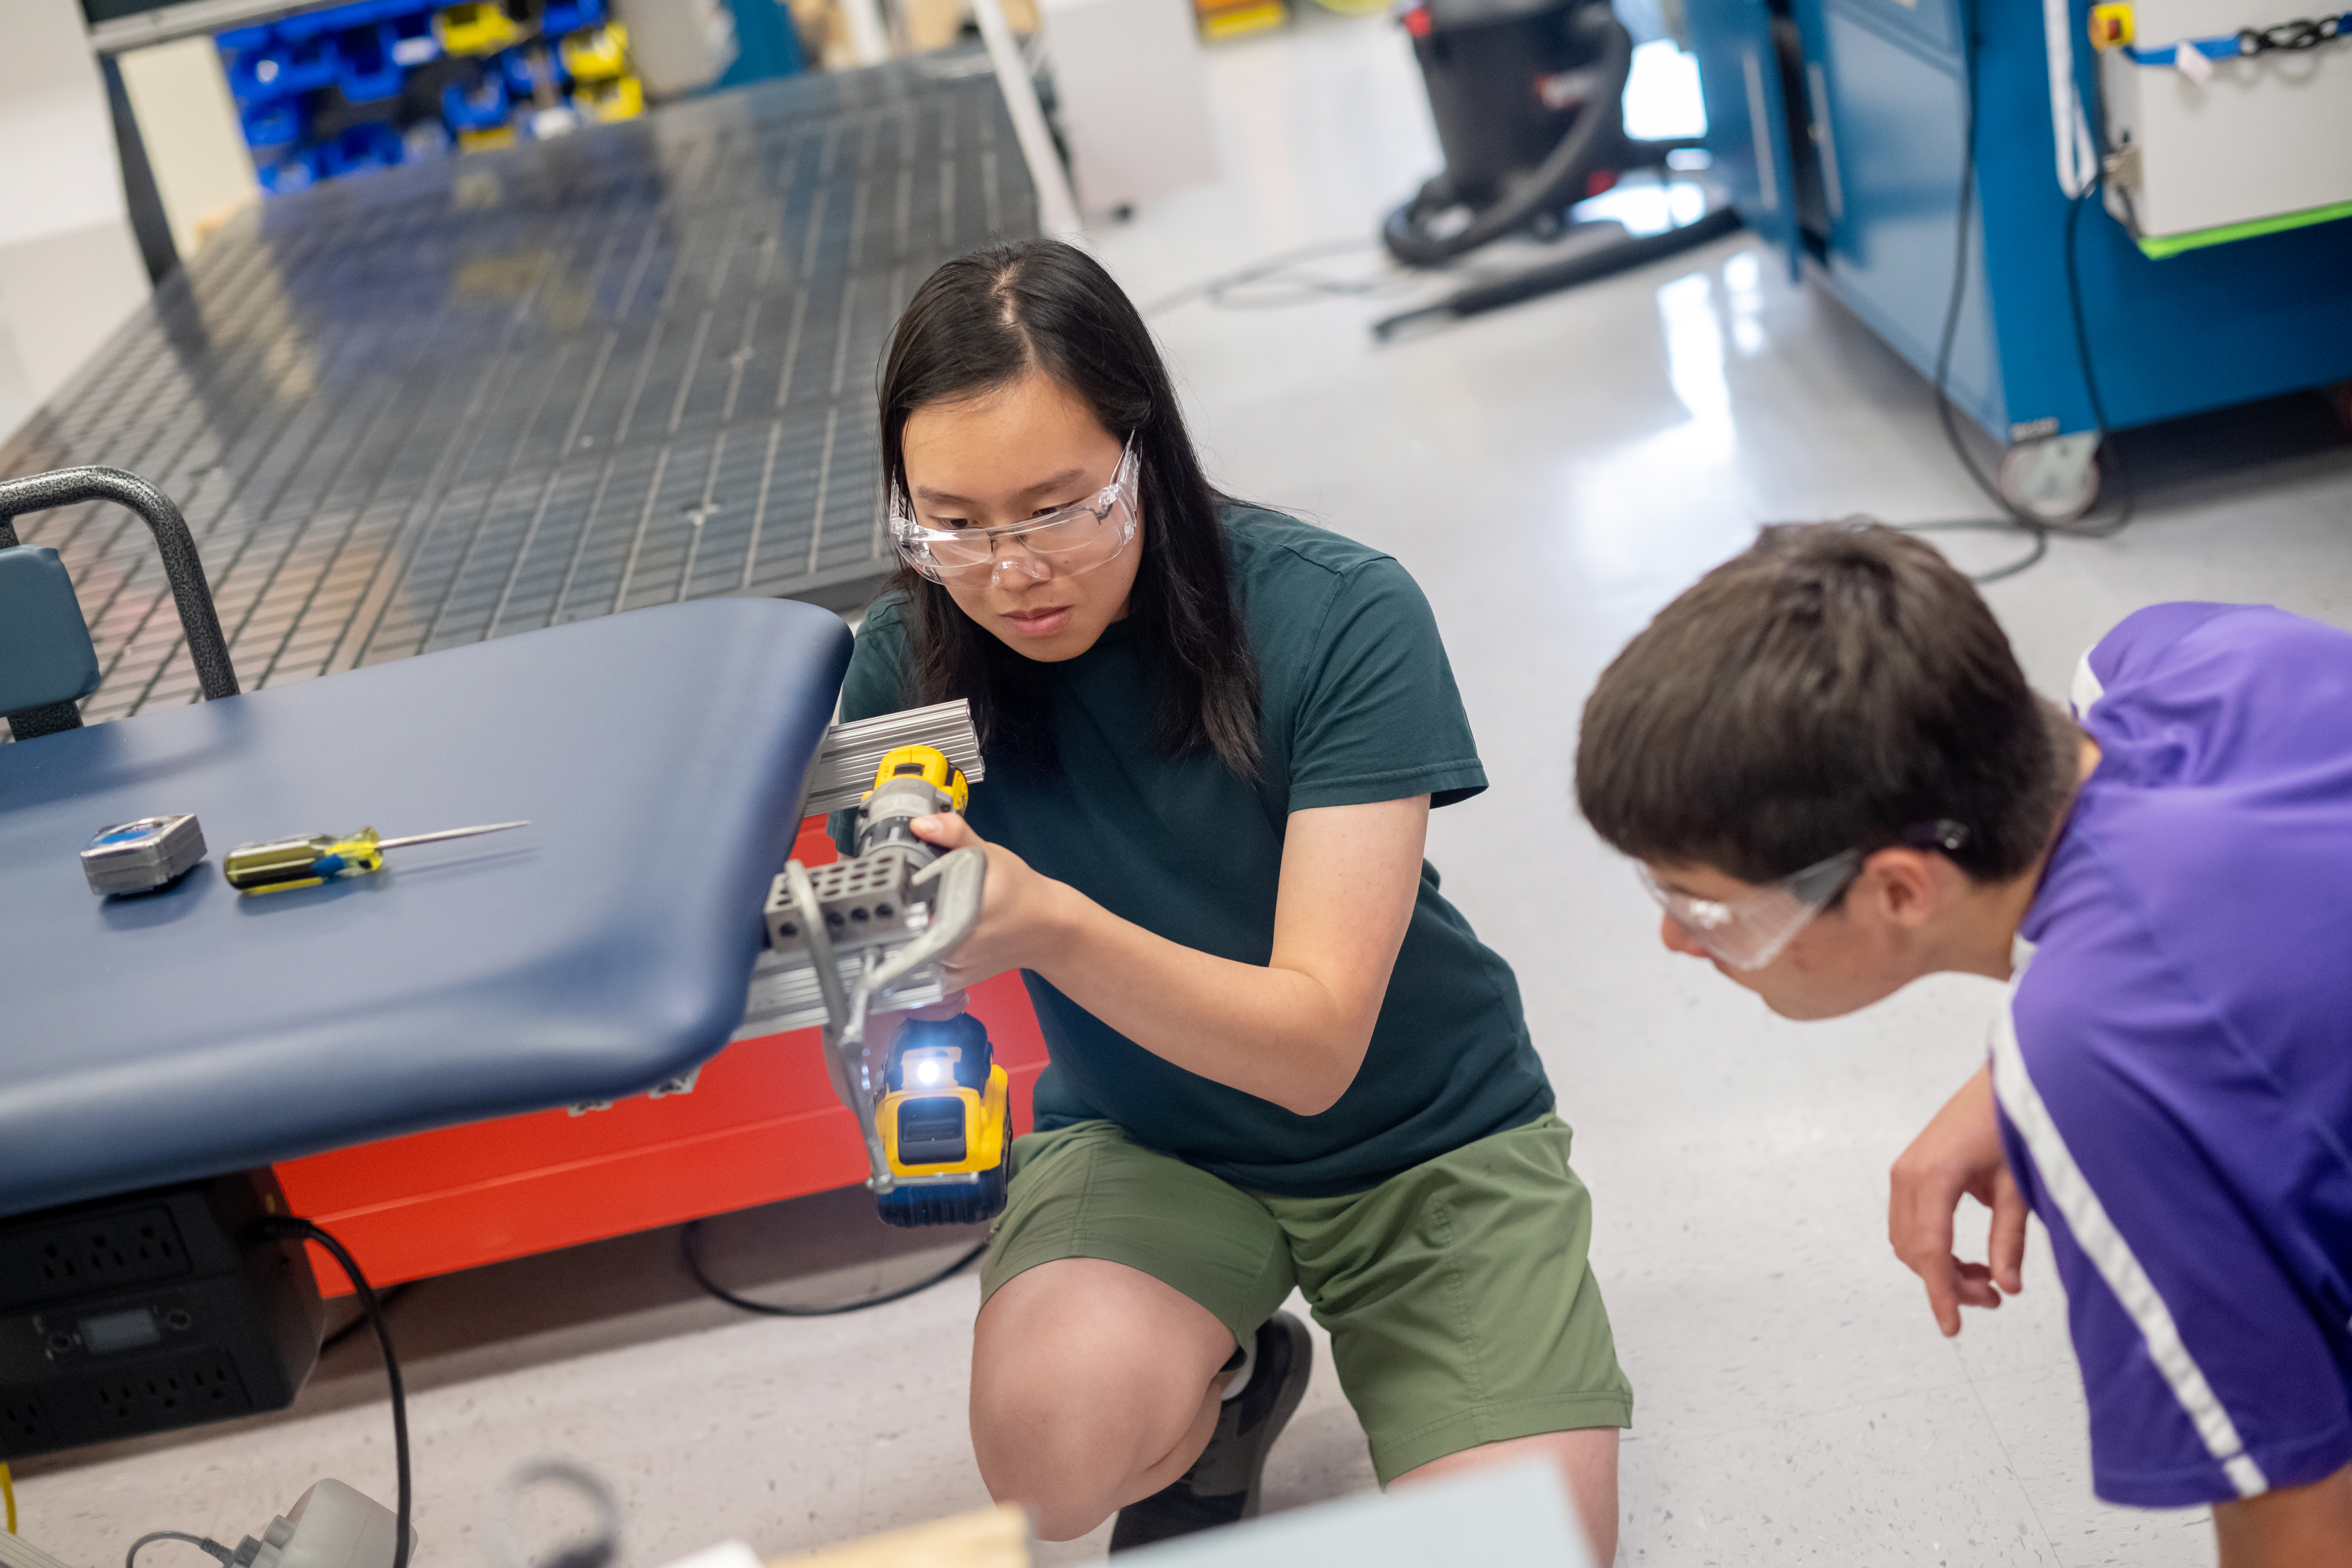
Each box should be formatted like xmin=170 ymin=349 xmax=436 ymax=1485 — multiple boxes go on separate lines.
xmin=1638 ymin=851 xmax=1864 ymax=972
xmin=889 ymin=440 xmax=1140 ymax=587
xmin=1634 ymin=821 xmax=1970 ymax=971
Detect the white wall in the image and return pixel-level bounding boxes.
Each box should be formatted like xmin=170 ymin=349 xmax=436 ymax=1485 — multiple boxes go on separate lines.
xmin=0 ymin=0 xmax=153 ymax=444
xmin=1034 ymin=0 xmax=1217 ymax=218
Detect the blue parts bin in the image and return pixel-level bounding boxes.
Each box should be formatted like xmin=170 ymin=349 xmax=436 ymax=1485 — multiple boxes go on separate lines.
xmin=443 ymin=71 xmax=510 ymax=129
xmin=499 ymin=44 xmax=555 ymax=96
xmin=0 ymin=547 xmax=101 ymax=721
xmin=229 ymin=35 xmax=340 ymax=103
xmin=337 ymin=24 xmax=407 ymax=101
xmin=539 ymin=0 xmax=604 ymax=36
xmin=275 ymin=0 xmax=382 ymax=40
xmin=256 ymin=150 xmax=319 ymax=193
xmin=241 ymin=98 xmax=305 ymax=157
xmin=320 ymin=122 xmax=407 ymax=176
xmin=389 ymin=10 xmax=442 ymax=63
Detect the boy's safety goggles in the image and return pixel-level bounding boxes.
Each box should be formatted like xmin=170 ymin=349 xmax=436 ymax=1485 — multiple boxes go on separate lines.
xmin=889 ymin=440 xmax=1140 ymax=587
xmin=1637 ymin=821 xmax=1968 ymax=971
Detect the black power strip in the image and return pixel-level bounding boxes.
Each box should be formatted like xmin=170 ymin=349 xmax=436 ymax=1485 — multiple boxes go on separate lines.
xmin=0 ymin=1173 xmax=322 ymax=1459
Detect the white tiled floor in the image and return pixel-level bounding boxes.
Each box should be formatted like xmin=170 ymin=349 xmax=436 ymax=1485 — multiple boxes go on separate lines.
xmin=14 ymin=12 xmax=2352 ymax=1566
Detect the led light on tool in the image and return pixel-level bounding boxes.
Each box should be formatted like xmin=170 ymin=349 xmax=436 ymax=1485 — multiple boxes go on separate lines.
xmin=904 ymin=1046 xmax=958 ymax=1088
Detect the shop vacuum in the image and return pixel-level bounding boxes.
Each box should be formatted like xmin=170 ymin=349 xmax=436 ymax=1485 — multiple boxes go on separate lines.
xmin=1374 ymin=0 xmax=1741 ymax=337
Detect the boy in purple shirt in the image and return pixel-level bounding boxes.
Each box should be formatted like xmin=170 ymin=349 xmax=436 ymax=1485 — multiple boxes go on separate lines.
xmin=1574 ymin=522 xmax=2352 ymax=1566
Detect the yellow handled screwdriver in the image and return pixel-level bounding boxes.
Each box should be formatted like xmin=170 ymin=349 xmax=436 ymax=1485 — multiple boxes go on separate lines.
xmin=224 ymin=821 xmax=529 ymax=894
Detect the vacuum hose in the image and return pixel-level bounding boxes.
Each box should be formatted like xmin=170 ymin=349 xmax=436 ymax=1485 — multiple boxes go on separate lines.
xmin=1382 ymin=5 xmax=1636 ymax=266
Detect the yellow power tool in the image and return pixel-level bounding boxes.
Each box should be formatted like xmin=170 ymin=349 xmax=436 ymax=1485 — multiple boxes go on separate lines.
xmin=764 ymin=745 xmax=1007 ymax=1226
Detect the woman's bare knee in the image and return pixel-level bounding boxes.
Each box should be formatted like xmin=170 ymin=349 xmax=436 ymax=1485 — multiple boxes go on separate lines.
xmin=971 ymin=1258 xmax=1233 ymax=1539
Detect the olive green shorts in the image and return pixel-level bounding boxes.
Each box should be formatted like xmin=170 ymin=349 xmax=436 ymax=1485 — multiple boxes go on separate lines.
xmin=977 ymin=1112 xmax=1632 ymax=1483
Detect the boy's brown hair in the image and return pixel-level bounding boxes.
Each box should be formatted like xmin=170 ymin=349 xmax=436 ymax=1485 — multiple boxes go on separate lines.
xmin=1576 ymin=522 xmax=2074 ymax=885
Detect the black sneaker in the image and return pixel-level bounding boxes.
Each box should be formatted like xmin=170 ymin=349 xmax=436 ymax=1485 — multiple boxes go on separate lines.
xmin=1109 ymin=1311 xmax=1313 ymax=1552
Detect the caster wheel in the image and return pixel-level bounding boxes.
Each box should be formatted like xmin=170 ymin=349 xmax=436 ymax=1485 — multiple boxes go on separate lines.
xmin=1999 ymin=433 xmax=2101 ymax=525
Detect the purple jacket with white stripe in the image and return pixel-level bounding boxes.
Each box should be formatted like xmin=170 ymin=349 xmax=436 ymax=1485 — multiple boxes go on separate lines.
xmin=1996 ymin=601 xmax=2352 ymax=1508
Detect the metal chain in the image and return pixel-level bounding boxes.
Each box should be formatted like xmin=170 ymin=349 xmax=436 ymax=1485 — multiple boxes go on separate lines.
xmin=2235 ymin=11 xmax=2343 ymax=52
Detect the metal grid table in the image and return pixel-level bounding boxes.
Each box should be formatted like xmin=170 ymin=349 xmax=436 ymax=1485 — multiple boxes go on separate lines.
xmin=0 ymin=53 xmax=1034 ymax=735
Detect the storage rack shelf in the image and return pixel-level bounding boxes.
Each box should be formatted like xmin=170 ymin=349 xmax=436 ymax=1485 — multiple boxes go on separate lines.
xmin=218 ymin=0 xmax=647 ymax=195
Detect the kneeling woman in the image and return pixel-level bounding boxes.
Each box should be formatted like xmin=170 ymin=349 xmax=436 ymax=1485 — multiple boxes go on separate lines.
xmin=843 ymin=239 xmax=1631 ymax=1556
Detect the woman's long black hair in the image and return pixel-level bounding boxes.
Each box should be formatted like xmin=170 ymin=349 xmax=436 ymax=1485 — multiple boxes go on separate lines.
xmin=877 ymin=239 xmax=1261 ymax=778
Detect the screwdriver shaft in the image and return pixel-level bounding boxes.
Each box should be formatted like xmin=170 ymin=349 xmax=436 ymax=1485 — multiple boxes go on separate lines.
xmin=371 ymin=820 xmax=530 ymax=851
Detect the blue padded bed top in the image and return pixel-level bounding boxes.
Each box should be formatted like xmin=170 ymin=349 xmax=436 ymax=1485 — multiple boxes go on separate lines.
xmin=0 ymin=598 xmax=851 ymax=1216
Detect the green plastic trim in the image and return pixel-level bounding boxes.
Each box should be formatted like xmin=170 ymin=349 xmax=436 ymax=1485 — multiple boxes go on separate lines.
xmin=2138 ymin=199 xmax=2352 ymax=259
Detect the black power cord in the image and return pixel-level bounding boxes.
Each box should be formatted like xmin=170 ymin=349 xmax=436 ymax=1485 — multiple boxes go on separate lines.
xmin=2059 ymin=184 xmax=2134 ymax=544
xmin=257 ymin=1218 xmax=410 ymax=1568
xmin=320 ymin=1282 xmax=412 ymax=1355
xmin=682 ymin=1219 xmax=987 ymax=1317
xmin=1909 ymin=0 xmax=2134 ymax=583
xmin=1142 ymin=238 xmax=1412 ymax=318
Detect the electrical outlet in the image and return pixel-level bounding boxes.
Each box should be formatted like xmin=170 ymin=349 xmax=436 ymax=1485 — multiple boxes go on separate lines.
xmin=0 ymin=1206 xmax=188 ymax=1311
xmin=1 ymin=1391 xmax=45 ymax=1447
xmin=87 ymin=1353 xmax=245 ymax=1429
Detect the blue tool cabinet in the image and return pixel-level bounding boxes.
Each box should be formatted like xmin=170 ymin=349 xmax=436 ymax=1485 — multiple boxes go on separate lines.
xmin=1683 ymin=0 xmax=2352 ymax=511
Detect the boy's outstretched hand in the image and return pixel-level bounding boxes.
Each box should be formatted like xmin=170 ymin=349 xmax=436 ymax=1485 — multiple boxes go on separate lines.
xmin=1890 ymin=1063 xmax=2028 ymax=1336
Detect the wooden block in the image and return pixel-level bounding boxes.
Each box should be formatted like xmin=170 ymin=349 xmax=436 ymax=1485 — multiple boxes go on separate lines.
xmin=770 ymin=1505 xmax=1030 ymax=1568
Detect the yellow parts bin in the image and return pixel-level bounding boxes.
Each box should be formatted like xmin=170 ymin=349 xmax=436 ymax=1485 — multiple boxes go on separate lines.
xmin=2088 ymin=2 xmax=2133 ymax=47
xmin=560 ymin=21 xmax=631 ymax=80
xmin=574 ymin=75 xmax=645 ymax=122
xmin=435 ymin=0 xmax=525 ymax=56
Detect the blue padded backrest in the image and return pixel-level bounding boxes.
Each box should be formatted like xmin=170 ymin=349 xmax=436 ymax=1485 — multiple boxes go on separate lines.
xmin=0 ymin=545 xmax=101 ymax=716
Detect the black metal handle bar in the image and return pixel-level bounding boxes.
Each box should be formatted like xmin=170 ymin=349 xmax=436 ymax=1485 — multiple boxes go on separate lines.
xmin=0 ymin=466 xmax=240 ymax=703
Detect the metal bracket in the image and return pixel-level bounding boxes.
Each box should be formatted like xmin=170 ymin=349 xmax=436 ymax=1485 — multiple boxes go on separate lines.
xmin=798 ymin=699 xmax=983 ymax=817
xmin=756 ymin=846 xmax=988 ymax=1193
xmin=728 ymin=697 xmax=991 ymax=1189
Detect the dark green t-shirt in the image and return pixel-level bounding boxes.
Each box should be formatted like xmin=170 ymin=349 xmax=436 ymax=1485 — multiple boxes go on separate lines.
xmin=835 ymin=504 xmax=1553 ymax=1197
